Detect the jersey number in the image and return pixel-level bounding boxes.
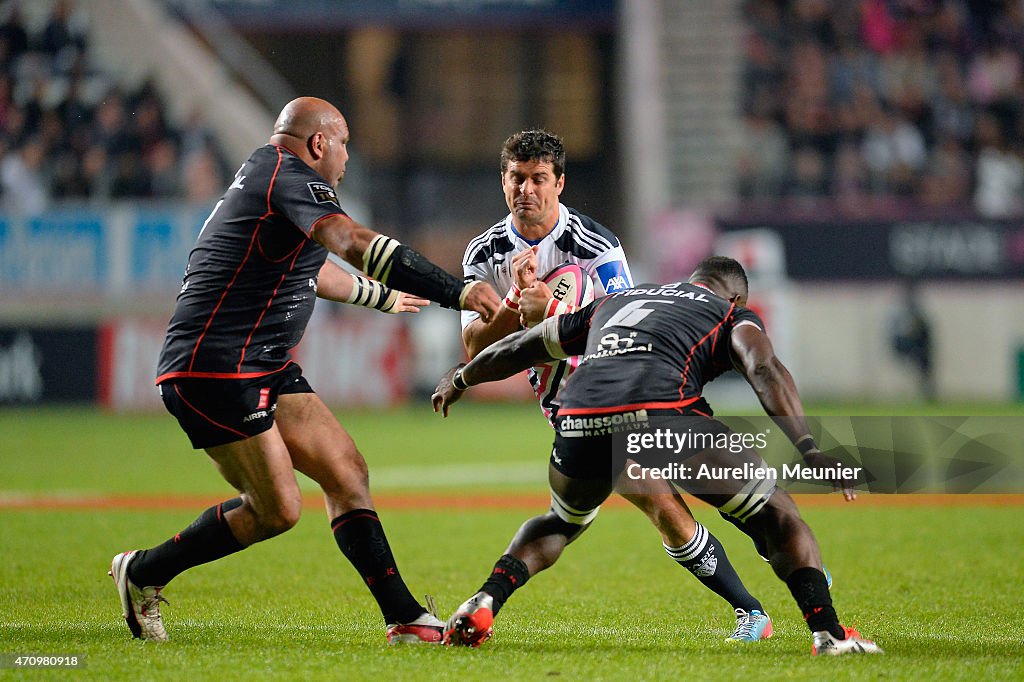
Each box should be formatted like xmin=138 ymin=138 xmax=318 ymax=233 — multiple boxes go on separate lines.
xmin=600 ymin=299 xmax=674 ymax=330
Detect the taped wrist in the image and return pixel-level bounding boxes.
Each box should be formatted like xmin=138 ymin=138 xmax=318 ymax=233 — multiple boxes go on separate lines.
xmin=452 ymin=365 xmax=470 ymax=391
xmin=795 ymin=434 xmax=820 ymax=456
xmin=503 ymin=284 xmax=522 ymax=311
xmin=363 ymin=235 xmax=463 ymax=309
xmin=345 ymin=274 xmax=400 ymax=313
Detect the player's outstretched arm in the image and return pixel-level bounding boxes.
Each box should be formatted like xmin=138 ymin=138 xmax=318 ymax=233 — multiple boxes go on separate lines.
xmin=433 ymin=318 xmax=560 ymax=416
xmin=731 ymin=324 xmax=857 ymax=500
xmin=311 ymin=214 xmax=500 ymax=321
xmin=463 ymin=307 xmax=523 ymax=358
xmin=315 ymin=260 xmax=429 ymax=313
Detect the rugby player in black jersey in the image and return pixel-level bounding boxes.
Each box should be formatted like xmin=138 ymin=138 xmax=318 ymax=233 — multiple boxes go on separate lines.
xmin=463 ymin=129 xmax=774 ymax=642
xmin=433 ymin=256 xmax=881 ymax=656
xmin=109 ymin=97 xmax=499 ymax=644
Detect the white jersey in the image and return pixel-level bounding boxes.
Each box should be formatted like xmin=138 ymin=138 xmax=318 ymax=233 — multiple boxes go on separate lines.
xmin=461 ymin=203 xmax=633 ymax=424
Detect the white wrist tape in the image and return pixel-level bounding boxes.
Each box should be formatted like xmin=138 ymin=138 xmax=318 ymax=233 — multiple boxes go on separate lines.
xmin=345 ymin=274 xmax=400 ymax=312
xmin=363 ymin=234 xmax=401 ymax=281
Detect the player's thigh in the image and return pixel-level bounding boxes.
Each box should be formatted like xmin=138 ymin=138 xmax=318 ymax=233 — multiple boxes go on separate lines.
xmin=675 ymin=444 xmax=777 ymax=523
xmin=618 ymin=474 xmax=696 ymax=539
xmin=275 ymin=392 xmax=368 ymax=491
xmin=548 ymin=434 xmax=615 ymax=519
xmin=205 ymin=425 xmax=302 ymax=517
xmin=616 ymin=469 xmax=693 ymax=515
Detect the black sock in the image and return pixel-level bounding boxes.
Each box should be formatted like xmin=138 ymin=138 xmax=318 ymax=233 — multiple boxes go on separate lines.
xmin=786 ymin=566 xmax=844 ymax=638
xmin=331 ymin=509 xmax=422 ymax=625
xmin=127 ymin=498 xmax=246 ymax=587
xmin=665 ymin=523 xmax=763 ymax=613
xmin=479 ymin=554 xmax=530 ymax=616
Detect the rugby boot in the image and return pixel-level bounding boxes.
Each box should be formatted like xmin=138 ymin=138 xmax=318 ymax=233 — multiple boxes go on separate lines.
xmin=443 ymin=592 xmax=495 ymax=647
xmin=109 ymin=551 xmax=169 ymax=641
xmin=725 ymin=608 xmax=773 ymax=643
xmin=812 ymin=626 xmax=883 ymax=656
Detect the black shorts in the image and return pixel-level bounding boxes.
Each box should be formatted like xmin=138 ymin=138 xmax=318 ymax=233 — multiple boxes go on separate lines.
xmin=551 ymin=406 xmax=777 ymax=520
xmin=159 ymin=363 xmax=313 ymax=449
xmin=551 ymin=406 xmax=717 ymax=481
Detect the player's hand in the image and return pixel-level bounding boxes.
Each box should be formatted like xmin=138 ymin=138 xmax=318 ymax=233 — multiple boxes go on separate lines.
xmin=519 ymin=282 xmax=553 ymax=328
xmin=431 ymin=364 xmax=466 ymax=417
xmin=511 ymin=246 xmax=539 ymax=289
xmin=802 ymin=449 xmax=858 ymax=501
xmin=387 ymin=291 xmax=431 ymax=313
xmin=460 ymin=281 xmax=500 ymax=323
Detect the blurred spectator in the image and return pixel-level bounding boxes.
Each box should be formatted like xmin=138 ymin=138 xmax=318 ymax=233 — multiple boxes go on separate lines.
xmin=919 ymin=135 xmax=972 ymax=207
xmin=0 ymin=136 xmax=48 ymax=214
xmin=788 ymin=144 xmax=829 ymax=198
xmin=740 ymin=0 xmax=1024 ymax=216
xmin=737 ymin=107 xmax=789 ymax=198
xmin=973 ymin=112 xmax=1024 ymax=217
xmin=861 ymin=103 xmax=927 ymax=195
xmin=0 ymin=4 xmax=27 ymax=69
xmin=0 ymin=0 xmax=229 ymax=212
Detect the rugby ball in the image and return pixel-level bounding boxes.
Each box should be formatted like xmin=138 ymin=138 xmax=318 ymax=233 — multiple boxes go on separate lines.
xmin=542 ymin=262 xmax=595 ymax=309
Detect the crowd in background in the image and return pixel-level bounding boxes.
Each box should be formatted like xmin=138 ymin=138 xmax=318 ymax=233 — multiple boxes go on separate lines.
xmin=0 ymin=1 xmax=228 ymax=215
xmin=739 ymin=0 xmax=1024 ymax=217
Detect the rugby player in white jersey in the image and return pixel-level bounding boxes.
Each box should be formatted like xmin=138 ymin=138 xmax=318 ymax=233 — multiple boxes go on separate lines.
xmin=458 ymin=129 xmax=771 ymax=642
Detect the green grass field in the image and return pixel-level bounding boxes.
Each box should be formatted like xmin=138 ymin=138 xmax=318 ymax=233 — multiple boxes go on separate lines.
xmin=2 ymin=403 xmax=1023 ymax=681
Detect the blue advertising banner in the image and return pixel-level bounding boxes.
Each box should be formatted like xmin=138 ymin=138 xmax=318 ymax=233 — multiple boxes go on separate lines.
xmin=0 ymin=210 xmax=106 ymax=290
xmin=0 ymin=204 xmax=208 ymax=294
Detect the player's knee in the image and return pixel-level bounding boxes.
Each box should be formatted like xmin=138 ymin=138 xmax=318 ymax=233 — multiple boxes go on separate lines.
xmin=255 ymin=497 xmax=302 ymax=537
xmin=747 ymin=491 xmax=806 ymax=539
xmin=549 ymin=488 xmax=600 ymax=528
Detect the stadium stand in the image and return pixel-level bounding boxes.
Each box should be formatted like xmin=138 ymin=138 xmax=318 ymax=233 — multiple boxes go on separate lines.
xmin=0 ymin=1 xmax=229 ymax=212
xmin=739 ymin=0 xmax=1024 ymax=217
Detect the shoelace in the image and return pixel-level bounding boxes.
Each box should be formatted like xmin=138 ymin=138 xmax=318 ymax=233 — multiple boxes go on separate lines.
xmin=424 ymin=594 xmax=438 ymax=620
xmin=141 ymin=592 xmax=170 ymax=618
xmin=732 ymin=610 xmax=758 ymax=638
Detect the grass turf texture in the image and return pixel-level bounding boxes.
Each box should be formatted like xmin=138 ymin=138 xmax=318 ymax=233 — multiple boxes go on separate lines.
xmin=2 ymin=403 xmax=1023 ymax=680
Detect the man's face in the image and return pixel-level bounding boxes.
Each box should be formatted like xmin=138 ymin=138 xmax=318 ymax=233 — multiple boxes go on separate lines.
xmin=319 ymin=119 xmax=351 ymax=186
xmin=502 ymin=158 xmax=564 ymax=230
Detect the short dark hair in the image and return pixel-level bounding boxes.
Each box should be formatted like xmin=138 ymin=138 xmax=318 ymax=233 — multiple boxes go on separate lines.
xmin=691 ymin=256 xmax=749 ymax=294
xmin=500 ymin=129 xmax=565 ymax=178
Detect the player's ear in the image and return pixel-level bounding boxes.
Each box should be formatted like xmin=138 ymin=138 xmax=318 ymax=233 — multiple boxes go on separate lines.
xmin=555 ymin=173 xmax=565 ymax=195
xmin=308 ymin=132 xmax=324 ymax=159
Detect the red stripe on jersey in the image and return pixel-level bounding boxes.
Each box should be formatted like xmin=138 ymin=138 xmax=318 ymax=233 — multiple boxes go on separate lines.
xmin=155 ymin=361 xmax=292 ymax=384
xmin=308 ymin=213 xmax=335 ymax=240
xmin=558 ymin=397 xmax=700 ymax=415
xmin=236 ymin=241 xmax=307 ymax=372
xmin=678 ymin=302 xmax=735 ymax=402
xmin=173 ymin=384 xmax=249 ymax=441
xmin=188 ymin=148 xmax=285 ymax=373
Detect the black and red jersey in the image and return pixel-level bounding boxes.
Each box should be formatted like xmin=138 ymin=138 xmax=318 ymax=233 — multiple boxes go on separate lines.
xmin=552 ymin=282 xmax=764 ymax=414
xmin=156 ymin=144 xmax=346 ymax=383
